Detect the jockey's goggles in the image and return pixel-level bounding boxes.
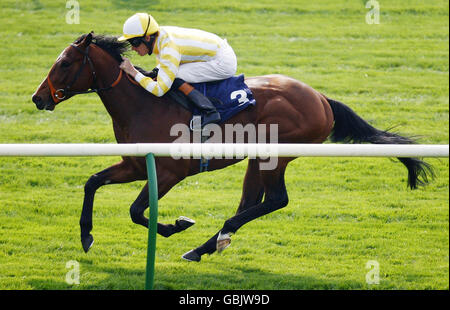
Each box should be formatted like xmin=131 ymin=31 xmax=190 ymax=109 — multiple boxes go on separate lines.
xmin=128 ymin=37 xmax=143 ymax=47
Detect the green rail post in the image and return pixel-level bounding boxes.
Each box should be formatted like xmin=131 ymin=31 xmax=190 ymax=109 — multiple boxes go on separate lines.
xmin=145 ymin=153 xmax=158 ymax=290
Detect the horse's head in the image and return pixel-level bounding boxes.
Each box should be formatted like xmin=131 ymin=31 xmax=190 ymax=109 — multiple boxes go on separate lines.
xmin=32 ymin=32 xmax=97 ymax=110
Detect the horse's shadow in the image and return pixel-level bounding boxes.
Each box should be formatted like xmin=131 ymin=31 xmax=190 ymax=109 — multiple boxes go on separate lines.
xmin=27 ymin=263 xmax=364 ymax=290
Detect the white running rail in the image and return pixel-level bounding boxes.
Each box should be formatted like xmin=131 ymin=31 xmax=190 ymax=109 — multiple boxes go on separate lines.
xmin=0 ymin=143 xmax=448 ymax=158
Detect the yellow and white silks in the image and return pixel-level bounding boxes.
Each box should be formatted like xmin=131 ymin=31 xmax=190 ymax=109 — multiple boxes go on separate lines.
xmin=134 ymin=26 xmax=237 ymax=97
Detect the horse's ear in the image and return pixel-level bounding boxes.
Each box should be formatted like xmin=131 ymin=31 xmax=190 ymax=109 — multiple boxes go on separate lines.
xmin=86 ymin=31 xmax=94 ymax=45
xmin=80 ymin=31 xmax=94 ymax=47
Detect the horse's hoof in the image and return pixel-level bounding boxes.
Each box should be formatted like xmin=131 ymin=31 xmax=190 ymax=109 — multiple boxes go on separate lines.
xmin=216 ymin=231 xmax=232 ymax=253
xmin=176 ymin=216 xmax=196 ymax=231
xmin=181 ymin=249 xmax=201 ymax=262
xmin=81 ymin=234 xmax=94 ymax=253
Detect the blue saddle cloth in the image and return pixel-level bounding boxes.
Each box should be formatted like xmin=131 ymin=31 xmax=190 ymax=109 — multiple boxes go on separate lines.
xmin=191 ymin=74 xmax=256 ymax=123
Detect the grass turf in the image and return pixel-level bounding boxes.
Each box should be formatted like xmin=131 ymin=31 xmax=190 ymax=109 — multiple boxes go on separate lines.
xmin=0 ymin=0 xmax=448 ymax=289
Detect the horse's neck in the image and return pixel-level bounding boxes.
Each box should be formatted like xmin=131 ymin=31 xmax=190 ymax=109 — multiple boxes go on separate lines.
xmin=94 ymin=64 xmax=190 ymax=143
xmin=96 ymin=76 xmax=140 ymax=127
xmin=92 ymin=53 xmax=147 ymax=129
xmin=91 ymin=47 xmax=193 ymax=142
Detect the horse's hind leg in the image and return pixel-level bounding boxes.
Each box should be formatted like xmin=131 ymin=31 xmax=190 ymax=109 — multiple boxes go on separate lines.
xmin=216 ymin=160 xmax=290 ymax=253
xmin=182 ymin=159 xmax=285 ymax=262
xmin=236 ymin=159 xmax=265 ymax=214
xmin=80 ymin=159 xmax=141 ymax=252
xmin=182 ymin=159 xmax=264 ymax=261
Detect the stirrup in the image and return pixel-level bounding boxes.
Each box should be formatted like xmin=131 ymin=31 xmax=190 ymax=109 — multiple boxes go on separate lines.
xmin=189 ymin=113 xmax=221 ymax=131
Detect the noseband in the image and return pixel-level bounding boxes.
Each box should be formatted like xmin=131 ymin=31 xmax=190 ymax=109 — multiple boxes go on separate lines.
xmin=47 ymin=43 xmax=124 ymax=103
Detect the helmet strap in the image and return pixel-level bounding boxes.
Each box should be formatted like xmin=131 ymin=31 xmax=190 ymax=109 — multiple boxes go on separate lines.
xmin=142 ymin=14 xmax=156 ymax=55
xmin=144 ymin=34 xmax=157 ymax=55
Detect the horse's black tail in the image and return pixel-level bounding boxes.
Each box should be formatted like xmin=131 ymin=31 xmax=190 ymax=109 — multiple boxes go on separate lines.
xmin=327 ymin=98 xmax=434 ymax=189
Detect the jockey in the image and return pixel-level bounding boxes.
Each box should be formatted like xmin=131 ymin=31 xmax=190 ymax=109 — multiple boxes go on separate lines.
xmin=118 ymin=13 xmax=238 ymax=127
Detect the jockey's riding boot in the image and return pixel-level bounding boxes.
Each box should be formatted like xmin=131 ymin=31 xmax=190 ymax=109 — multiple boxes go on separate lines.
xmin=174 ymin=78 xmax=221 ymax=127
xmin=187 ymin=89 xmax=221 ymax=127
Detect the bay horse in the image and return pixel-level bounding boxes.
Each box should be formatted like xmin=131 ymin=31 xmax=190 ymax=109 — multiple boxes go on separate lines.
xmin=31 ymin=33 xmax=432 ymax=262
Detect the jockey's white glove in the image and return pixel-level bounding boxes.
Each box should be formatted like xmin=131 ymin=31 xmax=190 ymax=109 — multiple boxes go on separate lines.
xmin=119 ymin=57 xmax=138 ymax=78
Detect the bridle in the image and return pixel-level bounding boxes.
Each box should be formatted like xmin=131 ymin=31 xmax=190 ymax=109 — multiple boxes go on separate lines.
xmin=47 ymin=43 xmax=128 ymax=104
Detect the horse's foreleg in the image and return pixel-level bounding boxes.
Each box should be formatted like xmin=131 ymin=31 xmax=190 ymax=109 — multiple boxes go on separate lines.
xmin=129 ymin=182 xmax=195 ymax=237
xmin=129 ymin=163 xmax=195 ymax=237
xmin=80 ymin=160 xmax=139 ymax=252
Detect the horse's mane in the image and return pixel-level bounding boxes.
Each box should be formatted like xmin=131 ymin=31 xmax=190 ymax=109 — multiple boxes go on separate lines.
xmin=74 ymin=33 xmax=150 ymax=76
xmin=74 ymin=33 xmax=129 ymax=63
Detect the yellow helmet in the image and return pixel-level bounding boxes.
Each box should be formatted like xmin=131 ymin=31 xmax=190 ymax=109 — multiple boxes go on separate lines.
xmin=118 ymin=13 xmax=159 ymax=42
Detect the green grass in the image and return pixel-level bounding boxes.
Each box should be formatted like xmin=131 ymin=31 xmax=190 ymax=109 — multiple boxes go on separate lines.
xmin=0 ymin=0 xmax=448 ymax=290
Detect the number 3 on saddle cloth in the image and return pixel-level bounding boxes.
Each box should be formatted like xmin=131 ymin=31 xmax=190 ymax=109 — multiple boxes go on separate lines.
xmin=191 ymin=74 xmax=256 ymax=125
xmin=166 ymin=74 xmax=257 ymax=172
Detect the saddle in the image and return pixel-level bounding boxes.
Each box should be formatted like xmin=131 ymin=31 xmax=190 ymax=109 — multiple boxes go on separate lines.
xmin=136 ymin=67 xmax=256 ymax=123
xmin=137 ymin=67 xmax=256 ymax=172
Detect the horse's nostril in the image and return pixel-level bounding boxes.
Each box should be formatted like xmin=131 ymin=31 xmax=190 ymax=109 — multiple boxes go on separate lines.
xmin=32 ymin=95 xmax=42 ymax=104
xmin=32 ymin=94 xmax=47 ymax=110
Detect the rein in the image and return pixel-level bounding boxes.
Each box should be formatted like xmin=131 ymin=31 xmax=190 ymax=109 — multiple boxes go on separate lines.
xmin=47 ymin=43 xmax=138 ymax=103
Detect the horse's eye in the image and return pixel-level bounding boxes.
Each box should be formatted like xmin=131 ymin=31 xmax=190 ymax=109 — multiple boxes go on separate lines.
xmin=61 ymin=61 xmax=71 ymax=68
